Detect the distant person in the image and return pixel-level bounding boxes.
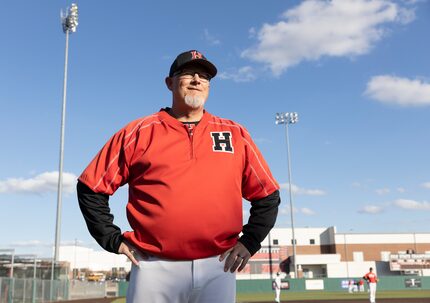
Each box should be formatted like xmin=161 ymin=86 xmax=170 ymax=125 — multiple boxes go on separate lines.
xmin=274 ymin=272 xmax=282 ymax=303
xmin=359 ymin=279 xmax=365 ymax=292
xmin=77 ymin=49 xmax=280 ymax=303
xmin=354 ymin=279 xmax=359 ymax=292
xmin=363 ymin=267 xmax=379 ymax=303
xmin=348 ymin=279 xmax=354 ymax=293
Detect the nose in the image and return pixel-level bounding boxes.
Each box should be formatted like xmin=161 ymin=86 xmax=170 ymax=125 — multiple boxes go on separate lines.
xmin=191 ymin=73 xmax=201 ymax=82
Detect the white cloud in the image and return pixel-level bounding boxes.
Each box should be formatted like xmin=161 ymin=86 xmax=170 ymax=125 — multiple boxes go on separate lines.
xmin=280 ymin=183 xmax=326 ymax=196
xmin=358 ymin=205 xmax=384 ymax=214
xmin=280 ymin=206 xmax=297 ymax=215
xmin=62 ymin=240 xmax=85 ymax=246
xmin=248 ymin=27 xmax=257 ymax=38
xmin=203 ymin=29 xmax=221 ymax=45
xmin=280 ymin=207 xmax=288 ymax=216
xmin=10 ymin=239 xmax=85 ymax=248
xmin=0 ymin=171 xmax=77 ymax=195
xmin=397 ymin=187 xmax=405 ymax=193
xmin=403 ymin=0 xmax=426 ymax=7
xmin=218 ymin=66 xmax=257 ymax=83
xmin=393 ymin=199 xmax=430 ymax=210
xmin=280 ymin=206 xmax=316 ymax=216
xmin=301 ymin=207 xmax=316 ymax=216
xmin=375 ymin=188 xmax=390 ymax=195
xmin=11 ymin=240 xmax=51 ymax=247
xmin=242 ymin=0 xmax=415 ymax=75
xmin=421 ymin=182 xmax=430 ymax=189
xmin=365 ymin=75 xmax=430 ymax=106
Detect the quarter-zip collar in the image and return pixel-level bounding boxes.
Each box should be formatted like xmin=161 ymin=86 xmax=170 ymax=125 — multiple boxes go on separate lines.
xmin=159 ymin=107 xmax=210 ymax=133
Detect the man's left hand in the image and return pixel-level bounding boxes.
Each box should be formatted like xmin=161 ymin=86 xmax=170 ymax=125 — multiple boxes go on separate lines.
xmin=219 ymin=242 xmax=251 ymax=273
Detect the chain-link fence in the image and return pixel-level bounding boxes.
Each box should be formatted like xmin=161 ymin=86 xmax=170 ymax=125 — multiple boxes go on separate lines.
xmin=68 ymin=280 xmax=111 ymax=300
xmin=0 ymin=278 xmax=117 ymax=303
xmin=0 ymin=278 xmax=69 ymax=303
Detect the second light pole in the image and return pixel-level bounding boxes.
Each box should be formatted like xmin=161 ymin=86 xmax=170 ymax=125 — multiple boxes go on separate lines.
xmin=275 ymin=112 xmax=298 ymax=278
xmin=52 ymin=4 xmax=79 ymax=286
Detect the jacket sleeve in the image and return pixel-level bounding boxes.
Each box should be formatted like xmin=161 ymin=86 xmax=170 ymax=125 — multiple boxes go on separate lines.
xmin=77 ymin=181 xmax=123 ymax=253
xmin=240 ymin=128 xmax=280 ymax=201
xmin=238 ymin=190 xmax=280 ymax=255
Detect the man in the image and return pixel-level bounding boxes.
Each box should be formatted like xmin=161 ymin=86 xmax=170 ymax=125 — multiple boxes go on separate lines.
xmin=363 ymin=267 xmax=379 ymax=303
xmin=77 ymin=50 xmax=280 ymax=303
xmin=348 ymin=279 xmax=354 ymax=293
xmin=359 ymin=278 xmax=365 ymax=292
xmin=274 ymin=272 xmax=282 ymax=303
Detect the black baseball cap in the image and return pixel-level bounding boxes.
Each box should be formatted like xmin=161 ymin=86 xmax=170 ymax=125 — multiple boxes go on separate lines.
xmin=169 ymin=50 xmax=217 ymax=78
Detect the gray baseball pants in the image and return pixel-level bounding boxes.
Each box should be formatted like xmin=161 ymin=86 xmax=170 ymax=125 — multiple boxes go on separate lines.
xmin=127 ymin=254 xmax=236 ymax=303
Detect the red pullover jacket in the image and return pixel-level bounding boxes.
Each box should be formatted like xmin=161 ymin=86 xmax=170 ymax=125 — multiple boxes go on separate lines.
xmin=79 ymin=109 xmax=279 ymax=260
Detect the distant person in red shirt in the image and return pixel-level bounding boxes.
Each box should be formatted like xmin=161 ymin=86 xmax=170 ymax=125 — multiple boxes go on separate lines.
xmin=363 ymin=267 xmax=379 ymax=303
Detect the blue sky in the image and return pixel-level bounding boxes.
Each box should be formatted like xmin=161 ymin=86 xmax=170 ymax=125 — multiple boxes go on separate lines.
xmin=1 ymin=0 xmax=430 ymax=257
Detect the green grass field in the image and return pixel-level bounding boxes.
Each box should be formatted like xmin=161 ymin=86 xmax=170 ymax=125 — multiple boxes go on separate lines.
xmin=111 ymin=289 xmax=430 ymax=303
xmin=237 ymin=290 xmax=430 ymax=301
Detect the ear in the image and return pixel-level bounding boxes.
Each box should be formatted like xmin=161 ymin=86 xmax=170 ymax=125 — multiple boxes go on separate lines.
xmin=165 ymin=77 xmax=173 ymax=91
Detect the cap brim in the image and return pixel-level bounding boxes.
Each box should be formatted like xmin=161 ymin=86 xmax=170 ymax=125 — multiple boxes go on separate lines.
xmin=179 ymin=59 xmax=217 ymax=78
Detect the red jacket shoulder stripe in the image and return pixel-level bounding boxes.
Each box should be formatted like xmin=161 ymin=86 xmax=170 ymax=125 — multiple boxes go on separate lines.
xmin=124 ymin=114 xmax=159 ymax=139
xmin=242 ymin=137 xmax=279 ymax=191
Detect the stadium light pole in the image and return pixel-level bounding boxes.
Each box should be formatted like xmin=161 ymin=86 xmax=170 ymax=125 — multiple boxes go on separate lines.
xmin=275 ymin=112 xmax=299 ymax=279
xmin=344 ymin=233 xmax=349 ymax=278
xmin=0 ymin=249 xmax=15 ymax=278
xmin=52 ymin=3 xmax=79 ymax=284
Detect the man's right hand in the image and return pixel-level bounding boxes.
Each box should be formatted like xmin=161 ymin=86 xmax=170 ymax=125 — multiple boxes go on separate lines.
xmin=118 ymin=242 xmax=146 ymax=266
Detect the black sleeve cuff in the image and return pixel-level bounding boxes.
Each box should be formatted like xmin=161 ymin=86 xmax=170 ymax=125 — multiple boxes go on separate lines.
xmin=238 ymin=235 xmax=262 ymax=256
xmin=77 ymin=181 xmax=123 ymax=254
xmin=240 ymin=190 xmax=280 ymax=256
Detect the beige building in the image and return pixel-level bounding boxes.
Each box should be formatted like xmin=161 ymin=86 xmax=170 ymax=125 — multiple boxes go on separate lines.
xmin=237 ymin=227 xmax=430 ymax=279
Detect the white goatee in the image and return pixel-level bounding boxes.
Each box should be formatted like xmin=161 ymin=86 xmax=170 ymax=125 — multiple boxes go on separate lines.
xmin=184 ymin=95 xmax=205 ymax=109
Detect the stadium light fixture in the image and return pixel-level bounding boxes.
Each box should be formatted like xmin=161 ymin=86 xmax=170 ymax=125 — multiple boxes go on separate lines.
xmin=52 ymin=3 xmax=79 ymax=287
xmin=62 ymin=4 xmax=79 ymax=33
xmin=275 ymin=112 xmax=299 ymax=279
